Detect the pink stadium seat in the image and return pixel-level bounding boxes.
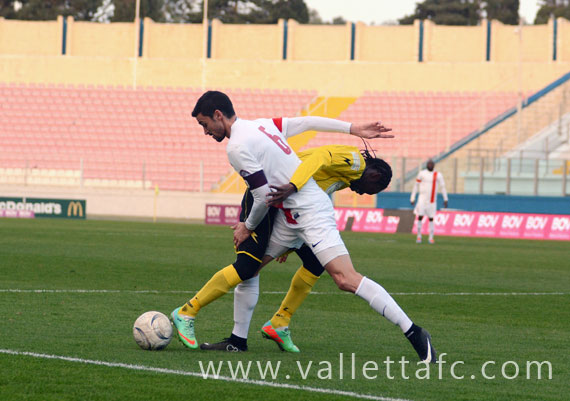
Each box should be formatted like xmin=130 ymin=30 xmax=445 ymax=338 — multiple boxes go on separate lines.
xmin=0 ymin=84 xmax=316 ymax=191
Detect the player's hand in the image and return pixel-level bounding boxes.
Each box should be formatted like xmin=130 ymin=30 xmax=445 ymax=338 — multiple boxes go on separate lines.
xmin=232 ymin=222 xmax=252 ymax=248
xmin=276 ymin=249 xmax=294 ymax=263
xmin=350 ymin=121 xmax=394 ymax=139
xmin=266 ymin=183 xmax=296 ymax=206
xmin=444 ymin=201 xmax=448 ymax=208
xmin=410 ymin=200 xmax=415 ymax=206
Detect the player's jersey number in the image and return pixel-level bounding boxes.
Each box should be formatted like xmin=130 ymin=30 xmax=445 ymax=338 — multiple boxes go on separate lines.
xmin=258 ymin=126 xmax=291 ymax=155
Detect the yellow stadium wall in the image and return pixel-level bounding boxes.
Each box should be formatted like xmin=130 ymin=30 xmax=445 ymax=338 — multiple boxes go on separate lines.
xmin=1 ymin=17 xmax=569 ymax=95
xmin=0 ymin=16 xmax=62 ymax=56
xmin=211 ymin=19 xmax=283 ymax=60
xmin=491 ymin=20 xmax=553 ymax=62
xmin=1 ymin=17 xmax=565 ymax=63
xmin=424 ymin=20 xmax=486 ymax=62
xmin=143 ymin=18 xmax=203 ymax=58
xmin=558 ymin=18 xmax=570 ymax=62
xmin=66 ymin=17 xmax=136 ymax=58
xmin=287 ymin=20 xmax=351 ymax=61
xmin=355 ymin=21 xmax=418 ymax=62
xmin=1 ymin=56 xmax=567 ymax=96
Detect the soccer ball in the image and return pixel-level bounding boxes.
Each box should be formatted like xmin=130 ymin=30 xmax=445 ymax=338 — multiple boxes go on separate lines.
xmin=133 ymin=311 xmax=173 ymax=350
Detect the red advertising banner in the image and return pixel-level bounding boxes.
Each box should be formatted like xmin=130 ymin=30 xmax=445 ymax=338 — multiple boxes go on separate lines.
xmin=411 ymin=211 xmax=570 ymax=241
xmin=205 ymin=204 xmax=240 ymax=225
xmin=335 ymin=208 xmax=400 ymax=233
xmin=205 ymin=204 xmax=570 ymax=241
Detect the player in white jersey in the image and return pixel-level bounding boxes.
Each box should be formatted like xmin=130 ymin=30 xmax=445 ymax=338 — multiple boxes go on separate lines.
xmin=171 ymin=91 xmax=437 ymax=362
xmin=410 ymin=159 xmax=448 ymax=244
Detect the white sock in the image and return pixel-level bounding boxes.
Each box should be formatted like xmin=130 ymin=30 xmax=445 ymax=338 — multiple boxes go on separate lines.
xmin=429 ymin=220 xmax=434 ymax=239
xmin=416 ymin=219 xmax=423 ymax=237
xmin=231 ymin=276 xmax=259 ymax=339
xmin=355 ymin=277 xmax=413 ymax=333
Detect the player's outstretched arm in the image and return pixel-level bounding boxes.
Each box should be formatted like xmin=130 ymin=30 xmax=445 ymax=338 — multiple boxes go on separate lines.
xmin=285 ymin=116 xmax=393 ymax=139
xmin=350 ymin=121 xmax=394 ymax=139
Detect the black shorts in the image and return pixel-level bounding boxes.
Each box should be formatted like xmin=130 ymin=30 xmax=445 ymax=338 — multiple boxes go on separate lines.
xmin=232 ymin=191 xmax=325 ymax=280
xmin=295 ymin=244 xmax=325 ymax=277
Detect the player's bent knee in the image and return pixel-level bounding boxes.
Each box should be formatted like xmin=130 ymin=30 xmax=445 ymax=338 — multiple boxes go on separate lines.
xmin=330 ymin=273 xmax=357 ymax=293
xmin=233 ymin=254 xmax=262 ymax=281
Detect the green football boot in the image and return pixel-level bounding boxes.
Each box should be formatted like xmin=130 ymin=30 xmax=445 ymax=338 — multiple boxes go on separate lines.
xmin=171 ymin=307 xmax=198 ymax=349
xmin=261 ymin=320 xmax=300 ymax=353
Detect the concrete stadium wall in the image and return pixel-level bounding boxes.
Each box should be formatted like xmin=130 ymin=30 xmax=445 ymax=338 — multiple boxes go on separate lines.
xmin=1 ymin=56 xmax=568 ymax=96
xmin=66 ymin=18 xmax=136 ymax=58
xmin=0 ymin=17 xmax=62 ymax=56
xmin=0 ymin=185 xmax=242 ymax=221
xmin=355 ymin=22 xmax=418 ymax=62
xmin=491 ymin=20 xmax=552 ymax=62
xmin=2 ymin=17 xmax=566 ymax=62
xmin=287 ymin=20 xmax=351 ymax=61
xmin=1 ymin=17 xmax=569 ymax=95
xmin=424 ymin=21 xmax=486 ymax=62
xmin=212 ymin=19 xmax=284 ymax=60
xmin=558 ymin=18 xmax=570 ymax=62
xmin=143 ymin=18 xmax=203 ymax=59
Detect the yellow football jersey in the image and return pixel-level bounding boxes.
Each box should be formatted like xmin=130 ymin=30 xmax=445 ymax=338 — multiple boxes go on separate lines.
xmin=291 ymin=145 xmax=365 ymax=195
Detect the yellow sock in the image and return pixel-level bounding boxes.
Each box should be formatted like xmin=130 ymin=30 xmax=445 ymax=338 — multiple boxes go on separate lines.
xmin=270 ymin=266 xmax=319 ymax=328
xmin=179 ymin=265 xmax=242 ymax=318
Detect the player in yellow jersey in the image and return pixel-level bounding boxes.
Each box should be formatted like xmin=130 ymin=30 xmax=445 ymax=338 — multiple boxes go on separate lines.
xmin=199 ymin=143 xmax=393 ymax=352
xmin=174 ymin=93 xmax=435 ymax=362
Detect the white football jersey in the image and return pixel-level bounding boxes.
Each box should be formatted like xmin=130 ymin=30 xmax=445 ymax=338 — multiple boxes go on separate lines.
xmin=226 ymin=117 xmax=329 ymax=211
xmin=410 ymin=169 xmax=448 ymax=205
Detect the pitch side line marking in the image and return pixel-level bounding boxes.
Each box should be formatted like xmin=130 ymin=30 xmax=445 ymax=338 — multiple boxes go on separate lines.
xmin=1 ymin=289 xmax=569 ymax=296
xmin=0 ymin=349 xmax=411 ymax=401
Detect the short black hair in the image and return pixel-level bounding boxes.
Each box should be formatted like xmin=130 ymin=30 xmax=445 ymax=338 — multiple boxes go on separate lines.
xmin=192 ymin=91 xmax=236 ymax=118
xmin=363 ymin=152 xmax=392 ymax=192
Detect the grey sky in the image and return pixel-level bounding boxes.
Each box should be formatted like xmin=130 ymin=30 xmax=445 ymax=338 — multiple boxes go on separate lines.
xmin=304 ymin=0 xmax=541 ymax=25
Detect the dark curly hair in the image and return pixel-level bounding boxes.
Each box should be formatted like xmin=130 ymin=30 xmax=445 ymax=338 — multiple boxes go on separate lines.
xmin=361 ymin=140 xmax=392 ymax=193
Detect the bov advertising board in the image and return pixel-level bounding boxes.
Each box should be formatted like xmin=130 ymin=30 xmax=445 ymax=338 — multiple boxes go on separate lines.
xmin=0 ymin=197 xmax=86 ymax=219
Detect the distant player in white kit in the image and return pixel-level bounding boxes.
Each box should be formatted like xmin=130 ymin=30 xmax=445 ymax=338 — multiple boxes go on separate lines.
xmin=410 ymin=159 xmax=448 ymax=244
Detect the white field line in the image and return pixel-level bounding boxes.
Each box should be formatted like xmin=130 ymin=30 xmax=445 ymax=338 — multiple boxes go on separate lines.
xmin=0 ymin=289 xmax=568 ymax=296
xmin=0 ymin=349 xmax=411 ymax=401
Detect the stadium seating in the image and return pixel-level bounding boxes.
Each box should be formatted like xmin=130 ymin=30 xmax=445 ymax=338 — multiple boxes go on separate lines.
xmin=0 ymin=83 xmax=316 ymax=191
xmin=301 ymin=91 xmax=522 ymax=160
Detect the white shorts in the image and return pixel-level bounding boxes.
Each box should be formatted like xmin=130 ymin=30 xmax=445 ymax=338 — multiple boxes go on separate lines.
xmin=413 ymin=200 xmax=437 ymax=218
xmin=266 ymin=204 xmax=348 ymax=267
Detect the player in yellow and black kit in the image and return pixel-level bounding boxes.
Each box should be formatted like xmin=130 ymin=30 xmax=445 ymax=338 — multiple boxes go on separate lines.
xmin=199 ymin=144 xmax=392 ymax=352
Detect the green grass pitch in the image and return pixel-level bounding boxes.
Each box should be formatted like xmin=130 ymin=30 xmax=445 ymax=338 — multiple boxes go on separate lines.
xmin=1 ymin=218 xmax=568 ymax=401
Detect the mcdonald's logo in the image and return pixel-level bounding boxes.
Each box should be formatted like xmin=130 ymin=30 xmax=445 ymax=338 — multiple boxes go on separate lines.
xmin=67 ymin=201 xmax=84 ymax=217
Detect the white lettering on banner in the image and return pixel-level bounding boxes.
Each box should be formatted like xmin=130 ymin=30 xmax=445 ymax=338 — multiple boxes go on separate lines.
xmin=345 ymin=210 xmax=364 ymax=222
xmin=365 ymin=211 xmax=383 ymax=224
xmin=334 ymin=209 xmax=343 ymax=221
xmin=552 ymin=217 xmax=570 ymax=231
xmin=453 ymin=214 xmax=474 ymax=227
xmin=387 ymin=216 xmax=400 ymax=224
xmin=434 ymin=213 xmax=449 ymax=226
xmin=525 ymin=216 xmax=548 ymax=230
xmin=477 ymin=215 xmax=499 ymax=228
xmin=225 ymin=207 xmax=239 ymax=219
xmin=207 ymin=206 xmax=221 ymax=218
xmin=502 ymin=215 xmax=523 ymax=229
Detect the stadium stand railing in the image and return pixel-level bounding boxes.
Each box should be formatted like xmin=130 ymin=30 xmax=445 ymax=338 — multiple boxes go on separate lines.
xmin=426 ymin=72 xmax=570 ymax=196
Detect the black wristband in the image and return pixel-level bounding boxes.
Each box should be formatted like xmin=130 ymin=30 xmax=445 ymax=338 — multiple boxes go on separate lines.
xmin=290 ymin=182 xmax=298 ymax=192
